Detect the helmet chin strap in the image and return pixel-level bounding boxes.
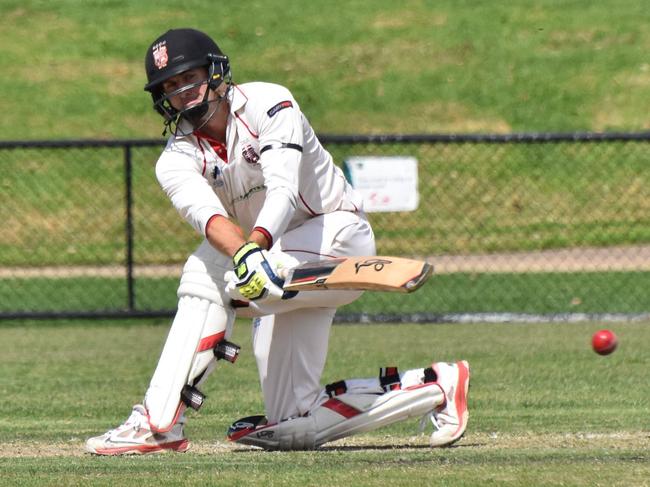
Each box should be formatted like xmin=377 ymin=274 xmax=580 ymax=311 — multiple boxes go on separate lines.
xmin=182 ymin=95 xmax=225 ymax=134
xmin=181 ymin=82 xmax=214 ymax=123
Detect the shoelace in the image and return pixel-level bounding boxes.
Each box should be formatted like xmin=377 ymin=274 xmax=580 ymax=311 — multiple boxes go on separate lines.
xmin=418 ymin=411 xmax=441 ymax=433
xmin=108 ymin=408 xmax=148 ymax=436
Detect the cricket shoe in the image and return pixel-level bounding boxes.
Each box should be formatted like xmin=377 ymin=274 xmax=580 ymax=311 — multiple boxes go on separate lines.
xmin=424 ymin=360 xmax=470 ymax=447
xmin=85 ymin=404 xmax=190 ymax=455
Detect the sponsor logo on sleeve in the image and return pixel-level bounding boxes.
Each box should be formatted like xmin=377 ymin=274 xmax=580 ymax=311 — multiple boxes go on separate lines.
xmin=266 ymin=100 xmax=293 ymax=117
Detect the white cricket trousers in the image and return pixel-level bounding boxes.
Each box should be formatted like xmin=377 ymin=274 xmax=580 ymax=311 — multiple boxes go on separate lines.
xmin=190 ymin=211 xmax=375 ymax=423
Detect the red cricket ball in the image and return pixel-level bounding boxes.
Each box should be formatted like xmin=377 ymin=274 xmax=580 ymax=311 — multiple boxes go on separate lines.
xmin=591 ymin=329 xmax=618 ymax=355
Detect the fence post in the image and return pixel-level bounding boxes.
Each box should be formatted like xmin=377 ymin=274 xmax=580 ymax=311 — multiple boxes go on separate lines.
xmin=124 ymin=144 xmax=135 ymax=311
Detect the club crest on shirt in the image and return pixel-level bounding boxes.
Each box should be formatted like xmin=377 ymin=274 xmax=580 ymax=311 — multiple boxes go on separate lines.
xmin=267 ymin=100 xmax=293 ymax=118
xmin=242 ymin=144 xmax=260 ymax=165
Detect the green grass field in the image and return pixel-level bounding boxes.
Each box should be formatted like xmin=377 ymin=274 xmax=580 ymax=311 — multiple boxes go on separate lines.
xmin=3 ymin=271 xmax=650 ymax=316
xmin=0 ymin=319 xmax=648 ymax=486
xmin=2 ymin=0 xmax=650 ymax=139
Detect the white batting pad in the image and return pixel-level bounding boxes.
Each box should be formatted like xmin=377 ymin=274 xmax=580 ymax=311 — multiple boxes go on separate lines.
xmin=144 ymin=295 xmax=233 ymax=431
xmin=230 ymin=381 xmax=445 ymax=450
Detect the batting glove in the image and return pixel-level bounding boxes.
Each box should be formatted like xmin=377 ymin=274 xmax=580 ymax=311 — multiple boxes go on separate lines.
xmin=224 ymin=242 xmax=296 ymax=302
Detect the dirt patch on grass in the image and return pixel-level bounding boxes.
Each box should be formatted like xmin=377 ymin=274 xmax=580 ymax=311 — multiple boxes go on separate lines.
xmin=0 ymin=440 xmax=88 ymax=458
xmin=321 ymin=431 xmax=650 ymax=451
xmin=2 ymin=432 xmax=647 ymax=458
xmin=0 ymin=440 xmax=241 ymax=458
xmin=450 ymin=431 xmax=650 ymax=450
xmin=426 ymin=245 xmax=650 ymax=273
xmin=3 ymin=245 xmax=650 ymax=278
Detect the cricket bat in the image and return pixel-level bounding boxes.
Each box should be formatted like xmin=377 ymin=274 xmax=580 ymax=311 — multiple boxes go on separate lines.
xmin=281 ymin=256 xmax=433 ymax=293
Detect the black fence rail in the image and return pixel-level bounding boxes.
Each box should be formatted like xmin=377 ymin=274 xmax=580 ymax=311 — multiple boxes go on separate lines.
xmin=2 ymin=132 xmax=650 ymax=322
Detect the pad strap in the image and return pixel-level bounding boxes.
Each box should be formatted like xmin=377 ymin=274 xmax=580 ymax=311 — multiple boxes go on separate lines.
xmin=379 ymin=366 xmax=401 ymax=392
xmin=423 ymin=366 xmax=437 ymax=384
xmin=325 ymin=380 xmax=348 ymax=398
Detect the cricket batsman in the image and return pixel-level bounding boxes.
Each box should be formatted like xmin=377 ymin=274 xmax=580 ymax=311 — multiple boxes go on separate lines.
xmin=86 ymin=28 xmax=470 ymax=454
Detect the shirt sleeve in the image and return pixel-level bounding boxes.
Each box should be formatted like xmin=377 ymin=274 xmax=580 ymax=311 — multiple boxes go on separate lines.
xmin=155 ymin=141 xmax=229 ymax=236
xmin=249 ymin=89 xmax=304 ymax=240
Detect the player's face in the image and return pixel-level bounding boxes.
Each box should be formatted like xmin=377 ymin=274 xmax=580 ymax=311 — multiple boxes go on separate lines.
xmin=161 ymin=67 xmax=210 ymax=111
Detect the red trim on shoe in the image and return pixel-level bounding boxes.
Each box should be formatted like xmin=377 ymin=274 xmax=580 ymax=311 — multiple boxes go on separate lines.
xmin=450 ymin=361 xmax=470 ymax=438
xmin=227 ymin=428 xmax=251 ymax=442
xmin=322 ymin=398 xmax=362 ymax=419
xmin=92 ymin=439 xmax=190 ymax=456
xmin=227 ymin=422 xmax=276 ymax=442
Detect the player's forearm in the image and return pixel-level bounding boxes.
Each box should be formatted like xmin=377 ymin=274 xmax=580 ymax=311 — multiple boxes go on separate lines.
xmin=205 ymin=214 xmax=246 ymax=257
xmin=205 ymin=214 xmax=272 ymax=258
xmin=248 ymin=228 xmax=271 ymax=250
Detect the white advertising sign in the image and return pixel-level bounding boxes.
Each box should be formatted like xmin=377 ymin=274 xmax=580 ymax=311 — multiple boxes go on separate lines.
xmin=343 ymin=156 xmax=419 ymax=212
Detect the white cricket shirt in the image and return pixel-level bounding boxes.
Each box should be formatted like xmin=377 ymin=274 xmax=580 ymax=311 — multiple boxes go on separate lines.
xmin=155 ymin=82 xmax=363 ymax=246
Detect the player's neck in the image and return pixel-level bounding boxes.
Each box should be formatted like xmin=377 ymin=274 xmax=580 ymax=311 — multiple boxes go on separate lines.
xmin=197 ymin=103 xmax=228 ymax=143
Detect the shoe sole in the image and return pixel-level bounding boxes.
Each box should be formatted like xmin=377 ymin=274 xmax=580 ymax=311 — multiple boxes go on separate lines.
xmin=430 ymin=360 xmax=470 ymax=447
xmin=87 ymin=439 xmax=190 ymax=456
xmin=448 ymin=360 xmax=470 ymax=445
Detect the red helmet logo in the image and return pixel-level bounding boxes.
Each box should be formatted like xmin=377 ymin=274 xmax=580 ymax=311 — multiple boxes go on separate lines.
xmin=152 ymin=41 xmax=168 ymax=69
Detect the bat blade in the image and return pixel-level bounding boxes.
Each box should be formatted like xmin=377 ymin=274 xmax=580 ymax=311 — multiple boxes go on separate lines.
xmin=282 ymin=256 xmax=433 ymax=293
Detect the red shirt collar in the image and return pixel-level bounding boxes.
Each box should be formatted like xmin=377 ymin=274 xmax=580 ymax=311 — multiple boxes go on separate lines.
xmin=194 ymin=130 xmax=228 ymax=162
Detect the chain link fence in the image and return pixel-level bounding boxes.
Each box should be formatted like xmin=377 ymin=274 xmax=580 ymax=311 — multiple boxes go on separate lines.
xmin=1 ymin=133 xmax=650 ymax=322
